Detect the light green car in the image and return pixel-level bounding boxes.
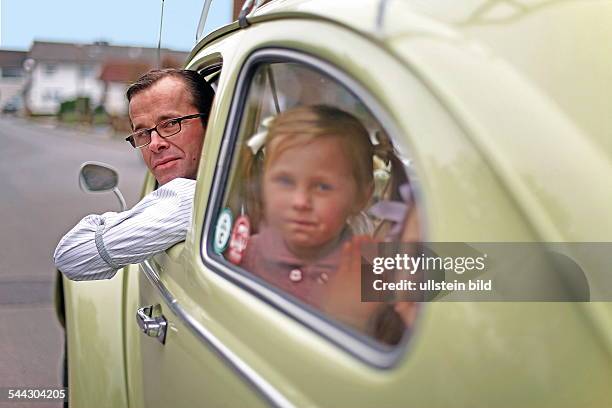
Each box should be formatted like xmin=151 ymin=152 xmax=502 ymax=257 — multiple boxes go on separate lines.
xmin=56 ymin=1 xmax=612 ymax=407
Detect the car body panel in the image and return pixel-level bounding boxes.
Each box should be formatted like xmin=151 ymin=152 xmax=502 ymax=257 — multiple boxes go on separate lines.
xmin=415 ymin=0 xmax=612 ymax=158
xmin=136 ymin=254 xmax=272 ymax=408
xmin=63 ymin=276 xmax=128 ymax=408
xmin=122 ymin=175 xmax=157 ymax=408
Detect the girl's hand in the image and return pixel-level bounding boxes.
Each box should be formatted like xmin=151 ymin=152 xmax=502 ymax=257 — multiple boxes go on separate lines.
xmin=320 ymin=235 xmax=383 ymax=332
xmin=321 ymin=235 xmax=419 ymax=342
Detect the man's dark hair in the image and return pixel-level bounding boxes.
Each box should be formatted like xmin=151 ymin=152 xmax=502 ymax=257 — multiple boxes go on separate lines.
xmin=126 ymin=68 xmax=214 ymax=125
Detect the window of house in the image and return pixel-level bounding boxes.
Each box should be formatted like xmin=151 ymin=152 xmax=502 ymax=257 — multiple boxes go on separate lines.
xmin=207 ymin=56 xmax=422 ymax=348
xmin=42 ymin=89 xmax=62 ymax=102
xmin=44 ymin=64 xmax=58 ymax=76
xmin=1 ymin=67 xmax=23 ymax=78
xmin=79 ymin=65 xmax=94 ymax=78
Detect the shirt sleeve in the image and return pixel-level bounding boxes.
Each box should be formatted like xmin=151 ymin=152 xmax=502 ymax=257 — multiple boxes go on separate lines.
xmin=53 ymin=177 xmax=196 ymax=281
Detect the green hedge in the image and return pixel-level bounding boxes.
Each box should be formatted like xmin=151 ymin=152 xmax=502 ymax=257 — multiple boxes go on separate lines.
xmin=57 ymin=98 xmax=110 ymax=125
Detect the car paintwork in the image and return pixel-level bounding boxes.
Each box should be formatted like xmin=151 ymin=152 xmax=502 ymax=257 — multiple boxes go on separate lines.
xmin=63 ymin=268 xmax=128 ymax=407
xmin=59 ymin=1 xmax=612 ymax=407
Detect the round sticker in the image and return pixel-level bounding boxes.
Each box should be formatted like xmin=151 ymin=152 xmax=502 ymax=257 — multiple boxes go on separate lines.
xmin=213 ymin=208 xmax=233 ymax=254
xmin=227 ymin=215 xmax=251 ymax=265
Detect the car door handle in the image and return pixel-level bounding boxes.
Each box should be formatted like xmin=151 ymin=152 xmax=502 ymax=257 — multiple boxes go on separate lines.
xmin=136 ymin=305 xmax=167 ymax=344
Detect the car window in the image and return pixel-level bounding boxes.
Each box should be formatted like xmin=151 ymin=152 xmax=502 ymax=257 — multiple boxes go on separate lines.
xmin=208 ymin=59 xmax=422 ymax=347
xmin=201 ymin=62 xmax=223 ymax=92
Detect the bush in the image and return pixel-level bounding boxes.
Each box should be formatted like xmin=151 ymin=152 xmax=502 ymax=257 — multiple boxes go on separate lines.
xmin=57 ymin=97 xmax=91 ymax=123
xmin=92 ymin=105 xmax=110 ymax=125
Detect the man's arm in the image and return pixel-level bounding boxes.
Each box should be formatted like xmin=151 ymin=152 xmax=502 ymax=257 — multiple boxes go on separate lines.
xmin=54 ymin=178 xmax=196 ymax=281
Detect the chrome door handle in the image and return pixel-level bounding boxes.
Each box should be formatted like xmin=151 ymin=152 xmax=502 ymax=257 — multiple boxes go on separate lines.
xmin=136 ymin=305 xmax=167 ymax=344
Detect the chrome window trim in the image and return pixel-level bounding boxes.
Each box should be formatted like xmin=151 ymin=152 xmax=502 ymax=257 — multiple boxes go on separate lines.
xmin=140 ymin=259 xmax=295 ymax=408
xmin=200 ymin=48 xmax=423 ymax=369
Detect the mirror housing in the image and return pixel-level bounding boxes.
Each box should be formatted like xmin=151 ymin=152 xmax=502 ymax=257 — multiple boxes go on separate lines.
xmin=79 ymin=162 xmax=119 ymax=192
xmin=78 ymin=161 xmax=127 ymax=211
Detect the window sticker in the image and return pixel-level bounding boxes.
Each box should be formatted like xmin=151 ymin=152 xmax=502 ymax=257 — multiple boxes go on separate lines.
xmin=227 ymin=214 xmax=251 ymax=265
xmin=213 ymin=208 xmax=233 ymax=254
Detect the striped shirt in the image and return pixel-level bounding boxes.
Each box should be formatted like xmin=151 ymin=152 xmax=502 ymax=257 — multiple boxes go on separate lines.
xmin=54 ymin=177 xmax=196 ymax=281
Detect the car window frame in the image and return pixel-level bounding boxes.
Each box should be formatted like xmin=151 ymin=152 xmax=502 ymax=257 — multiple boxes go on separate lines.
xmin=199 ymin=48 xmax=420 ymax=369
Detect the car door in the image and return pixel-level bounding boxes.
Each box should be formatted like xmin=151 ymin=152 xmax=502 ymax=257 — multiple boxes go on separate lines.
xmin=122 ymin=15 xmax=436 ymax=407
xmin=124 ymin=15 xmax=429 ymax=406
xmin=121 ymin=28 xmax=273 ymax=408
xmin=123 ymin=14 xmax=540 ymax=408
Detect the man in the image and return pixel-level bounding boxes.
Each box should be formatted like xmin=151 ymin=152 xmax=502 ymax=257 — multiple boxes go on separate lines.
xmin=54 ymin=69 xmax=214 ymax=281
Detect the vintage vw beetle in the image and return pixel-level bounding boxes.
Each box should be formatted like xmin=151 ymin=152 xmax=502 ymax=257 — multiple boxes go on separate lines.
xmin=57 ymin=1 xmax=612 ymax=407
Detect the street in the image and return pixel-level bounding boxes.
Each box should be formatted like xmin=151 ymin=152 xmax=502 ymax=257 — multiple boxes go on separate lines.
xmin=0 ymin=117 xmax=144 ymax=407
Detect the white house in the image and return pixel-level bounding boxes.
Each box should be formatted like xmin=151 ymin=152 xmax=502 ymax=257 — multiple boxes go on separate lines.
xmin=24 ymin=41 xmax=187 ymax=115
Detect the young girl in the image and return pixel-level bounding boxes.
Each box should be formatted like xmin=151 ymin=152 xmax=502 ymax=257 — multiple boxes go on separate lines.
xmin=240 ymin=105 xmax=375 ymax=306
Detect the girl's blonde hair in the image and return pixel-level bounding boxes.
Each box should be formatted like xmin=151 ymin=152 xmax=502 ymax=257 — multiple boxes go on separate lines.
xmin=264 ymin=105 xmax=374 ymax=188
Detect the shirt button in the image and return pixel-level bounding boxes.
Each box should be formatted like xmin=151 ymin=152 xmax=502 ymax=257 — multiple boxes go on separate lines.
xmin=289 ymin=269 xmax=303 ymax=282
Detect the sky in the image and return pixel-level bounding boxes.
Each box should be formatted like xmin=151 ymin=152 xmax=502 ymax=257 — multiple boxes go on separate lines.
xmin=0 ymin=0 xmax=232 ymax=52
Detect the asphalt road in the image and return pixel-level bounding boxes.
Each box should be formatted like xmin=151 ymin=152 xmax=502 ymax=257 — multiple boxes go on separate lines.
xmin=0 ymin=117 xmax=144 ymax=407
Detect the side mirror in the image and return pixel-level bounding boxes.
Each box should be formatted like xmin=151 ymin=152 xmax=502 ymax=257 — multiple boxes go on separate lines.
xmin=79 ymin=162 xmax=118 ymax=192
xmin=78 ymin=161 xmax=127 ymax=211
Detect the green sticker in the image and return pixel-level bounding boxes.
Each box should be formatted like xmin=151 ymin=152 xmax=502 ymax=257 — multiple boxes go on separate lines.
xmin=213 ymin=208 xmax=233 ymax=254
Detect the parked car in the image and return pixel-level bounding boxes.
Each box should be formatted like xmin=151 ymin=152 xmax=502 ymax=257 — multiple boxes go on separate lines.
xmin=2 ymin=95 xmax=22 ymax=114
xmin=56 ymin=0 xmax=612 ymax=407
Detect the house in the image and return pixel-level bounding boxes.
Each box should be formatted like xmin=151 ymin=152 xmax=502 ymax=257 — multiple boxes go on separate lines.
xmin=0 ymin=50 xmax=26 ymax=109
xmin=99 ymin=60 xmax=154 ymax=116
xmin=23 ymin=40 xmax=188 ymax=115
xmin=98 ymin=53 xmax=185 ymax=117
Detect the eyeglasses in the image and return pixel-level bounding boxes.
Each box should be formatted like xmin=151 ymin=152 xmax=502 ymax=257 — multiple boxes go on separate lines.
xmin=126 ymin=113 xmax=206 ymax=149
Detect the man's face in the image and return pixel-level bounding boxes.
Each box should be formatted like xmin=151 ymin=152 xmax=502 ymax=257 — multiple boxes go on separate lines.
xmin=128 ymin=77 xmax=205 ymax=185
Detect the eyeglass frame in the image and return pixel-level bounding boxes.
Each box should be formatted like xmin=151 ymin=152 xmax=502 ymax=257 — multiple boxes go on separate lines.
xmin=125 ymin=113 xmax=207 ymax=149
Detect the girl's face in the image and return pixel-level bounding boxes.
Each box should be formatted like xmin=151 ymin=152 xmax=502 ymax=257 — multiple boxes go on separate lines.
xmin=263 ymin=137 xmax=363 ymax=259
